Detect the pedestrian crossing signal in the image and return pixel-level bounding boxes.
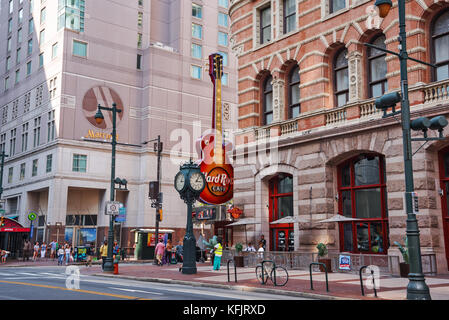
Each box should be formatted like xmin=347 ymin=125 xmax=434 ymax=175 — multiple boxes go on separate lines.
xmin=157 ymin=209 xmax=163 ymax=222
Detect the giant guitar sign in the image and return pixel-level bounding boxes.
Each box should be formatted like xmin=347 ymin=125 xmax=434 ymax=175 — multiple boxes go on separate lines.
xmin=196 ymin=53 xmax=234 ymax=205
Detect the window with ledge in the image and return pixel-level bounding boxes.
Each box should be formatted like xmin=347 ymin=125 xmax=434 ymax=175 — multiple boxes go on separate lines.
xmin=218 ymin=12 xmax=228 ymax=28
xmin=191 ymin=65 xmax=202 ymax=79
xmin=334 ymin=49 xmax=349 ymax=107
xmin=192 ymin=23 xmax=202 ymax=39
xmin=46 ymin=154 xmax=52 ymax=172
xmin=432 ymin=10 xmax=449 ymax=82
xmin=288 ymin=65 xmax=300 ymax=118
xmin=218 ymin=31 xmax=228 ymax=46
xmin=32 ymin=159 xmax=38 ymax=177
xmin=260 ymin=6 xmax=271 ymax=45
xmin=192 ymin=3 xmax=202 ymax=19
xmin=338 ymin=154 xmax=389 ymax=254
xmin=368 ymin=35 xmax=388 ymax=98
xmin=72 ymin=40 xmax=87 ymax=57
xmin=262 ymin=75 xmax=273 ymax=125
xmin=283 ymin=0 xmax=296 ymax=34
xmin=329 ymin=0 xmax=345 ymax=14
xmin=191 ymin=43 xmax=202 ymax=59
xmin=20 ymin=163 xmax=26 ymax=180
xmin=72 ymin=154 xmax=87 ymax=172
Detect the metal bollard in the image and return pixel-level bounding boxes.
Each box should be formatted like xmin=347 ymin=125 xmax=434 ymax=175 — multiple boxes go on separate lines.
xmin=309 ymin=262 xmax=329 ymax=292
xmin=227 ymin=259 xmax=237 ymax=283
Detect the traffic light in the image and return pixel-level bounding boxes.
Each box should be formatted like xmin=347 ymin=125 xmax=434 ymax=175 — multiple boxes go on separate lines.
xmin=0 ymin=216 xmax=5 ymax=227
xmin=157 ymin=209 xmax=163 ymax=222
xmin=149 ymin=181 xmax=159 ymax=200
xmin=375 ymin=91 xmax=401 ymax=111
xmin=411 ymin=117 xmax=430 ymax=132
xmin=429 ymin=116 xmax=448 ymax=132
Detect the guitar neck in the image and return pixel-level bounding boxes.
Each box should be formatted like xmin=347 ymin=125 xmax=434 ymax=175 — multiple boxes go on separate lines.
xmin=215 ymin=78 xmax=223 ymax=163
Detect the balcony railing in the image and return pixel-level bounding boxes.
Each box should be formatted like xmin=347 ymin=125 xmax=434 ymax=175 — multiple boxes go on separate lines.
xmin=246 ymin=80 xmax=449 ymax=142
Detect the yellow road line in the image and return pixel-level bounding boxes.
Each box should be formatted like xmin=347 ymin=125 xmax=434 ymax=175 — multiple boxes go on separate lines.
xmin=0 ymin=280 xmax=149 ymax=300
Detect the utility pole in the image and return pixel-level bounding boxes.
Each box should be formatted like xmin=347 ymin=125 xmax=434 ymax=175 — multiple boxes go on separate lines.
xmin=155 ymin=135 xmax=162 ymax=252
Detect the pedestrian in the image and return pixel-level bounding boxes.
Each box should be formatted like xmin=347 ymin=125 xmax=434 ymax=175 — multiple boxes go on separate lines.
xmin=259 ymin=235 xmax=266 ymax=250
xmin=85 ymin=242 xmax=93 ymax=267
xmin=175 ymin=241 xmax=183 ymax=263
xmin=33 ymin=242 xmax=40 ymax=261
xmin=23 ymin=239 xmax=31 ymax=261
xmin=1 ymin=249 xmax=8 ymax=264
xmin=50 ymin=240 xmax=57 ymax=260
xmin=212 ymin=237 xmax=223 ymax=271
xmin=244 ymin=242 xmax=256 ymax=252
xmin=41 ymin=242 xmax=47 ymax=259
xmin=154 ymin=239 xmax=165 ymax=266
xmin=57 ymin=246 xmax=64 ymax=266
xmin=165 ymin=239 xmax=173 ymax=264
xmin=112 ymin=240 xmax=119 ymax=260
xmin=100 ymin=241 xmax=108 ymax=270
xmin=65 ymin=245 xmax=71 ymax=265
xmin=257 ymin=241 xmax=265 ymax=259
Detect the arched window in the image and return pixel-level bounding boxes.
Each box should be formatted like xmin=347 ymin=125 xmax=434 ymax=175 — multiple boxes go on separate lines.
xmin=368 ymin=35 xmax=388 ymax=98
xmin=432 ymin=10 xmax=449 ymax=81
xmin=334 ymin=49 xmax=348 ymax=107
xmin=288 ymin=65 xmax=300 ymax=118
xmin=338 ymin=154 xmax=389 ymax=254
xmin=263 ymin=75 xmax=273 ymax=125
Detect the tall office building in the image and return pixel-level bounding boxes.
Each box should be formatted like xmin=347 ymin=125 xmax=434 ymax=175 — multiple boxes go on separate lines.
xmin=0 ymin=0 xmax=237 ymax=254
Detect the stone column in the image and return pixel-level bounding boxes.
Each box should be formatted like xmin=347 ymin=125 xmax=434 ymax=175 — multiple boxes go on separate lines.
xmin=348 ymin=51 xmax=363 ymax=103
xmin=272 ymin=78 xmax=285 ymax=122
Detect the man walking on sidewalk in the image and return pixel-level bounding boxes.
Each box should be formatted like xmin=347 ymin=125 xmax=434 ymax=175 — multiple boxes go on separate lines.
xmin=100 ymin=241 xmax=108 ymax=270
xmin=212 ymin=237 xmax=223 ymax=271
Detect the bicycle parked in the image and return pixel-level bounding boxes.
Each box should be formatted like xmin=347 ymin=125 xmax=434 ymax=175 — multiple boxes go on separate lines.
xmin=255 ymin=260 xmax=289 ymax=286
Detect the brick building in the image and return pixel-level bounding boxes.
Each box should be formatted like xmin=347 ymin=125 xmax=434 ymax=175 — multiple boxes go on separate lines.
xmin=229 ymin=0 xmax=449 ymax=273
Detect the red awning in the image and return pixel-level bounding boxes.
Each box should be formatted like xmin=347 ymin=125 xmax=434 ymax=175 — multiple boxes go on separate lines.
xmin=0 ymin=227 xmax=30 ymax=233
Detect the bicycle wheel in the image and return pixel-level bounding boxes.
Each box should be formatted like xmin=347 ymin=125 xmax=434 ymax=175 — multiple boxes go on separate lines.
xmin=271 ymin=266 xmax=288 ymax=286
xmin=255 ymin=265 xmax=268 ymax=284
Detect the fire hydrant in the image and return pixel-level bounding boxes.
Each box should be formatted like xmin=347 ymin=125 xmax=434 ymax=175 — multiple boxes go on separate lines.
xmin=113 ymin=255 xmax=120 ymax=274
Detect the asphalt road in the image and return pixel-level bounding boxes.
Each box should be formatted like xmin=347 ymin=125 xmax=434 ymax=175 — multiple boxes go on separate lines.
xmin=0 ymin=266 xmax=311 ymax=301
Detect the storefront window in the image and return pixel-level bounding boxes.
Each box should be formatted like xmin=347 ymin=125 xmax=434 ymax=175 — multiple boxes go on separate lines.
xmin=338 ymin=154 xmax=389 ymax=254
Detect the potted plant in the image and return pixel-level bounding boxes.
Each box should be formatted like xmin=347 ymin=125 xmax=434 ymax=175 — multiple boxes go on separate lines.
xmin=316 ymin=243 xmax=332 ymax=273
xmin=394 ymin=237 xmax=409 ymax=278
xmin=233 ymin=243 xmax=244 ymax=267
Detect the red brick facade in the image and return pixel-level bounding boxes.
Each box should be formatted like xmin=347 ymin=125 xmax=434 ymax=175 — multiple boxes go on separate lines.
xmin=228 ymin=0 xmax=449 ymax=274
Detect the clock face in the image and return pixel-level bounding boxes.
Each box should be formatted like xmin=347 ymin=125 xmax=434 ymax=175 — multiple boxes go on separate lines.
xmin=189 ymin=171 xmax=205 ymax=192
xmin=175 ymin=172 xmax=186 ymax=192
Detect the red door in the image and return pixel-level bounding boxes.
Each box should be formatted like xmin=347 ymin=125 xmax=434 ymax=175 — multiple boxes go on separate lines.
xmin=438 ymin=148 xmax=449 ymax=270
xmin=270 ymin=228 xmax=294 ymax=251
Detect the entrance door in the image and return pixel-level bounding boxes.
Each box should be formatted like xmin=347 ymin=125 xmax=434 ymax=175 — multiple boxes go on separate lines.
xmin=438 ymin=148 xmax=449 ymax=269
xmin=271 ymin=228 xmax=294 ymax=251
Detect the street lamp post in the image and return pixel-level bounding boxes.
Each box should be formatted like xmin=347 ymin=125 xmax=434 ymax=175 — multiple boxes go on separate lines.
xmin=373 ymin=0 xmax=431 ymax=300
xmin=95 ymin=102 xmax=122 ymax=273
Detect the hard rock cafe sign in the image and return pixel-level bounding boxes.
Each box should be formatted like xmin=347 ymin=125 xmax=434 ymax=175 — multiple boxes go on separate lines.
xmin=82 ymin=86 xmax=124 ymax=135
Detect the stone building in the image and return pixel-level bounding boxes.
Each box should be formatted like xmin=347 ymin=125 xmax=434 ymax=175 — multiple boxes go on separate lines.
xmin=0 ymin=0 xmax=237 ymax=255
xmin=229 ymin=0 xmax=449 ymax=273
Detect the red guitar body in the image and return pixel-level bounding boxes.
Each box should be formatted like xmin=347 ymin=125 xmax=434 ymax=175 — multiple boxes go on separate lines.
xmin=197 ymin=54 xmax=234 ymax=205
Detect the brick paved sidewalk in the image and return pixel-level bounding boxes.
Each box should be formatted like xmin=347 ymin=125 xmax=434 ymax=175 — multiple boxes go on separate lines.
xmin=79 ymin=261 xmax=449 ymax=300
xmin=3 ymin=258 xmax=449 ymax=300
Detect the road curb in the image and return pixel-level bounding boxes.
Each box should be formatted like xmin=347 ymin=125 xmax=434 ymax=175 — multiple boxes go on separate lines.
xmin=92 ymin=273 xmax=353 ymax=300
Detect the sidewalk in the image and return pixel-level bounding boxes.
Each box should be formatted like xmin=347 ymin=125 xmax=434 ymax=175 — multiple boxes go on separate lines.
xmin=81 ymin=260 xmax=449 ymax=300
xmin=3 ymin=258 xmax=449 ymax=300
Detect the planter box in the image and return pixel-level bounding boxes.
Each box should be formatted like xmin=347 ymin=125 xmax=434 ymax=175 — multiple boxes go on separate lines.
xmin=399 ymin=263 xmax=410 ymax=278
xmin=318 ymin=258 xmax=332 ymax=273
xmin=234 ymin=255 xmax=244 ymax=267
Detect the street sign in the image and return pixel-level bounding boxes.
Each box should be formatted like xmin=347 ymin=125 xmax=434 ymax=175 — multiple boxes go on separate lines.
xmin=105 ymin=201 xmax=121 ymax=215
xmin=115 ymin=206 xmax=126 ymax=222
xmin=28 ymin=212 xmax=37 ymax=221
